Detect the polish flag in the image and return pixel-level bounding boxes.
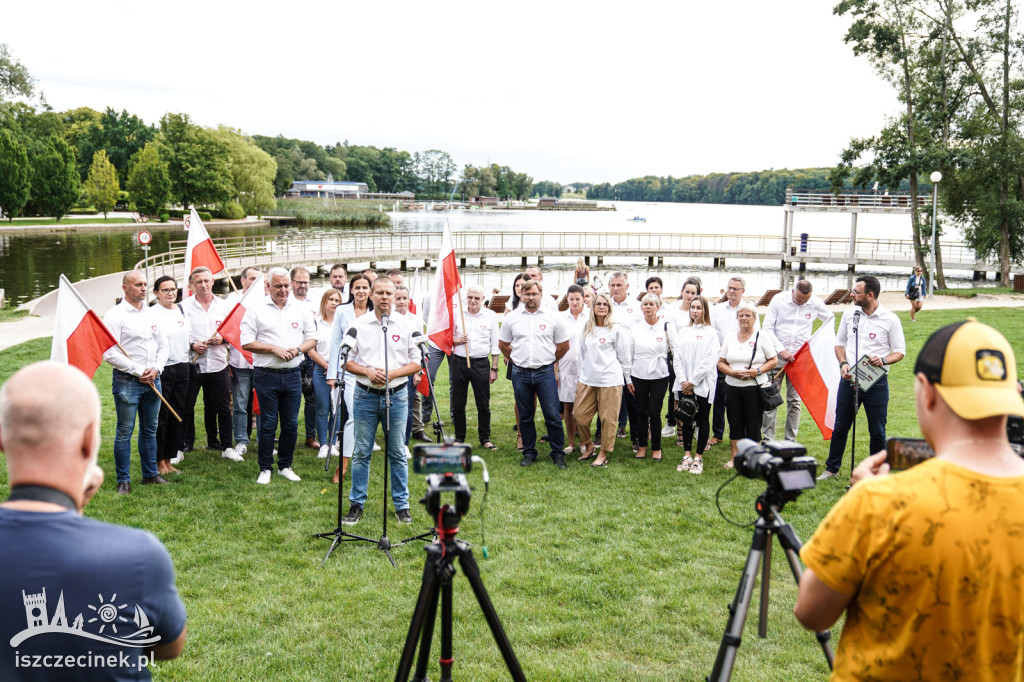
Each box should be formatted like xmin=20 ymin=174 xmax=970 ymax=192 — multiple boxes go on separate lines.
xmin=216 ymin=273 xmax=264 ymax=365
xmin=50 ymin=274 xmax=118 ymax=378
xmin=426 ymin=221 xmax=461 ymax=355
xmin=407 ymin=268 xmax=419 ymax=315
xmin=784 ymin=324 xmax=840 ymax=440
xmin=183 ymin=208 xmax=226 ymax=295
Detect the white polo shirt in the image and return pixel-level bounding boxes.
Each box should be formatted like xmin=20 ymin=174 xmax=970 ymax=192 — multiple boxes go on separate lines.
xmin=182 ymin=294 xmax=231 ymax=373
xmin=712 ymin=299 xmax=760 ymax=341
xmin=151 ymin=303 xmax=190 ymax=366
xmin=579 ymin=324 xmax=632 ymax=387
xmin=240 ymin=297 xmax=316 ymax=369
xmin=836 ymin=304 xmax=906 ymax=373
xmin=102 ymin=299 xmax=169 ymax=376
xmin=763 ymin=291 xmax=835 ymax=356
xmin=557 ymin=308 xmax=588 ymax=377
xmin=498 ymin=306 xmax=569 ymax=369
xmin=347 ymin=312 xmax=421 ymax=389
xmin=452 ymin=307 xmax=500 ymax=359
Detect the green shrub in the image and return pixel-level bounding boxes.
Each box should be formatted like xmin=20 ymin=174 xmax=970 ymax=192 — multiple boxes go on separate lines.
xmin=217 ymin=201 xmax=246 ymax=220
xmin=159 ymin=213 xmax=170 ymax=223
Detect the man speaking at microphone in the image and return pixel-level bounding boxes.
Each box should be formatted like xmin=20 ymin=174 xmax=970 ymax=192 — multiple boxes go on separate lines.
xmin=819 ymin=275 xmax=905 ymax=479
xmin=341 ymin=278 xmax=422 ymax=526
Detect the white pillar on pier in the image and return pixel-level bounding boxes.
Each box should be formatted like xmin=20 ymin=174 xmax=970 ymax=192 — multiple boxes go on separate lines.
xmin=848 ymin=212 xmax=858 ymax=259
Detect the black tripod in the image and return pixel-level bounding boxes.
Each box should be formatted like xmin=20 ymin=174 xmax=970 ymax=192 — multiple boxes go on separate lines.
xmin=708 ymin=494 xmax=833 ymax=681
xmin=395 ymin=490 xmax=525 ymax=682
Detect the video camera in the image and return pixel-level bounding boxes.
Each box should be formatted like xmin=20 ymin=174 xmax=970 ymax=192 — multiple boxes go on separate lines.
xmin=732 ymin=439 xmax=818 ymax=508
xmin=413 ymin=442 xmax=473 ymax=518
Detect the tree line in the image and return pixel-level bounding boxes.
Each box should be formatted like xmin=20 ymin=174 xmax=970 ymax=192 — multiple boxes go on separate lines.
xmin=586 ymin=169 xmax=854 ymax=205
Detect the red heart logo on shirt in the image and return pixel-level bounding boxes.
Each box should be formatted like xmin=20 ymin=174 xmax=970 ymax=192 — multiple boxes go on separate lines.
xmin=215 ymin=320 xmax=222 ymax=326
xmin=599 ymin=338 xmax=606 ymax=343
xmin=749 ymin=341 xmax=755 ymax=347
xmin=627 ymin=308 xmax=634 ymax=314
xmin=869 ymin=332 xmax=877 ymax=339
xmin=656 ymin=337 xmax=663 ymax=343
xmin=480 ymin=325 xmax=486 ymax=330
xmin=151 ymin=325 xmax=157 ymax=332
xmin=291 ymin=322 xmax=299 ymax=328
xmin=697 ymin=335 xmax=702 ymax=340
xmin=177 ymin=320 xmax=184 ymax=326
xmin=392 ymin=334 xmax=400 ymax=342
xmin=539 ymin=324 xmax=546 ymax=330
xmin=805 ymin=313 xmax=812 ymax=319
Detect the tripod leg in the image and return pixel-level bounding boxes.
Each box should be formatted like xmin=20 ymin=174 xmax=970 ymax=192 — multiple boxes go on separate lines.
xmin=396 ymin=546 xmax=442 ymax=682
xmin=774 ymin=522 xmax=835 ymax=671
xmin=455 ymin=543 xmax=526 ymax=682
xmin=758 ymin=533 xmax=772 ymax=638
xmin=411 ymin=567 xmax=443 ymax=682
xmin=439 ymin=579 xmax=453 ymax=682
xmin=708 ymin=524 xmax=768 ymax=682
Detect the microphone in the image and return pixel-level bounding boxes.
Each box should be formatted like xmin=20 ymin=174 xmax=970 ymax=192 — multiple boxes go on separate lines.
xmin=852 ymin=309 xmax=861 ymax=333
xmin=379 ymin=314 xmax=390 ymax=332
xmin=338 ymin=327 xmax=357 ymax=363
xmin=411 ymin=331 xmax=430 ymax=368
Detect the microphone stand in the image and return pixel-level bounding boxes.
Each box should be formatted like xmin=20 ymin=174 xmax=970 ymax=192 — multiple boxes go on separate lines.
xmin=418 ymin=341 xmax=448 ymax=444
xmin=847 ymin=310 xmax=861 ymax=485
xmin=314 ymin=337 xmax=379 ymax=566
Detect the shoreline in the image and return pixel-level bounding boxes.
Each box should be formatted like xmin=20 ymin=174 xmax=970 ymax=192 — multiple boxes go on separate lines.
xmin=0 ymin=217 xmax=270 ymax=234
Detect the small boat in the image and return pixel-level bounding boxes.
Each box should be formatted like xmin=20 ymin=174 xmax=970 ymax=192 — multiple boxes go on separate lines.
xmin=627 ymin=216 xmax=646 ymax=222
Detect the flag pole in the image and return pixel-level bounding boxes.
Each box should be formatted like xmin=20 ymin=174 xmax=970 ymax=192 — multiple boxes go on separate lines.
xmin=458 ymin=287 xmax=470 ymax=368
xmin=115 ymin=344 xmax=182 ymax=422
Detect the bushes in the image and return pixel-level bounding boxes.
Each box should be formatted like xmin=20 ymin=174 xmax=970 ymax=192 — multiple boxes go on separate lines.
xmin=217 ymin=200 xmax=246 ymax=220
xmin=159 ymin=213 xmax=170 ymax=223
xmin=274 ymin=198 xmax=391 ymax=227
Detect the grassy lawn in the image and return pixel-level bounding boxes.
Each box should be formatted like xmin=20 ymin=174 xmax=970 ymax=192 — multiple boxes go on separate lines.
xmin=933 ymin=286 xmax=1020 ymax=298
xmin=0 ymin=309 xmax=30 ymax=322
xmin=1 ymin=307 xmax=1022 ymax=680
xmin=2 ymin=217 xmax=135 ymax=226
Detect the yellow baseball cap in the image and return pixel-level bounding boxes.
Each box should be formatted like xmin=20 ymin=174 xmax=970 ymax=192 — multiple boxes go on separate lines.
xmin=914 ymin=318 xmax=1024 ymax=420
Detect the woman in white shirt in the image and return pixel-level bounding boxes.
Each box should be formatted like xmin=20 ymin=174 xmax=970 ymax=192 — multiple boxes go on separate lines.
xmin=558 ymin=284 xmax=588 ymax=454
xmin=665 ymin=277 xmax=702 ymax=442
xmin=630 ymin=293 xmax=673 ymax=461
xmin=309 ymin=289 xmax=342 ymax=459
xmin=673 ymin=295 xmax=719 ymax=475
xmin=717 ymin=302 xmax=777 ymax=467
xmin=151 ymin=275 xmax=190 ymax=476
xmin=573 ymin=293 xmax=633 ymax=467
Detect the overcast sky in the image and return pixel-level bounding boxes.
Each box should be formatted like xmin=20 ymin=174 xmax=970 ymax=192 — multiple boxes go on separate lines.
xmin=6 ymin=0 xmax=897 ymax=183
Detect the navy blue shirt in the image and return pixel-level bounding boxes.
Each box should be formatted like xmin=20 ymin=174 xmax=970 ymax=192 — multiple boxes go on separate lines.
xmin=0 ymin=509 xmax=186 ymax=681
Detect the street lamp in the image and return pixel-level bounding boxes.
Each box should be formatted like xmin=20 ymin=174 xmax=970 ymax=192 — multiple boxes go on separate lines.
xmin=929 ymin=171 xmax=942 ymax=297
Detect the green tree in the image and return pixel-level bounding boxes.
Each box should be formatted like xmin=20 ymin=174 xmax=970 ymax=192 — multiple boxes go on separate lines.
xmin=126 ymin=141 xmax=171 ymax=217
xmin=157 ymin=113 xmax=231 ymax=209
xmin=84 ymin=150 xmax=120 ymax=218
xmin=29 ymin=136 xmax=80 ymax=220
xmin=0 ymin=43 xmax=33 ymax=102
xmin=0 ymin=128 xmax=30 ymax=220
xmin=211 ymin=127 xmax=277 ymax=215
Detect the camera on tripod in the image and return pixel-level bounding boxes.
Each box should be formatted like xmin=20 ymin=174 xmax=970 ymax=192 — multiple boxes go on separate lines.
xmin=733 ymin=439 xmax=818 ymax=506
xmin=413 ymin=442 xmax=473 ymax=518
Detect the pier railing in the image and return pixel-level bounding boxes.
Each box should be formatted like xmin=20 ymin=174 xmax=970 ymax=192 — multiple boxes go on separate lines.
xmin=786 ymin=189 xmax=931 ymax=211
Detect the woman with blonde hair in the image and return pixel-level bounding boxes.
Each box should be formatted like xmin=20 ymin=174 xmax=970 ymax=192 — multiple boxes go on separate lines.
xmin=574 ymin=293 xmax=633 ymax=467
xmin=309 ymin=288 xmax=343 ymax=459
xmin=630 ymin=292 xmax=673 ymax=461
xmin=673 ymin=295 xmax=719 ymax=474
xmin=575 ymin=257 xmax=590 ymax=286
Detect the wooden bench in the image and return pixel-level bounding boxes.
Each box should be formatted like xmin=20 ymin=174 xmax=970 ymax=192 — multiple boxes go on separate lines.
xmin=557 ymin=295 xmax=569 ymax=311
xmin=488 ymin=295 xmax=509 ymax=313
xmin=823 ymin=288 xmax=849 ymax=305
xmin=839 ymin=290 xmax=855 ymax=304
xmin=754 ymin=289 xmax=782 ymax=306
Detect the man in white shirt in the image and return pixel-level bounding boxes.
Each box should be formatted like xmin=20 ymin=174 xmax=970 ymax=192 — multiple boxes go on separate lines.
xmin=820 ymin=274 xmax=906 ymax=479
xmin=498 ymin=279 xmax=571 ymax=468
xmin=525 ymin=264 xmax=559 ymax=311
xmin=450 ymin=286 xmax=501 ymax=449
xmin=241 ymin=267 xmax=317 ymax=485
xmin=226 ymin=266 xmax=261 ymax=458
xmin=290 ymin=267 xmax=320 ymax=450
xmin=182 ymin=266 xmax=236 ymax=460
xmin=329 ymin=264 xmax=348 ymax=301
xmin=341 ymin=278 xmax=422 ymax=526
xmin=709 ymin=276 xmax=760 ymax=445
xmin=761 ymin=281 xmax=834 ymax=441
xmin=394 ymin=284 xmax=423 ymax=451
xmin=608 ymin=271 xmax=640 ymax=442
xmin=102 ymin=271 xmax=170 ymax=494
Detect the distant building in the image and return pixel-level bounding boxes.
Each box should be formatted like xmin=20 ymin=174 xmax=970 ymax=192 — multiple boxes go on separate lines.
xmin=538 ymin=197 xmax=558 ymax=208
xmin=469 ymin=196 xmax=499 ymax=206
xmin=564 ymin=186 xmax=576 ymax=194
xmin=285 ymin=181 xmax=415 ymax=201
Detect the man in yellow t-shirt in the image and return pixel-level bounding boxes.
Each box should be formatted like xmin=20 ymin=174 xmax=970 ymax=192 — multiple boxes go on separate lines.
xmin=794 ymin=319 xmax=1024 ymax=681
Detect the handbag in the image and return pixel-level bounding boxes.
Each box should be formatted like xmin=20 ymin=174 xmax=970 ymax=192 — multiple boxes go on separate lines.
xmin=674 ymin=393 xmax=698 ymax=423
xmin=301 ymin=358 xmax=315 ymax=397
xmin=748 ymin=332 xmax=783 ymax=411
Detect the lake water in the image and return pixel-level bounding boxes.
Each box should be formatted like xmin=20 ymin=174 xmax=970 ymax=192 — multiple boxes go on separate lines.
xmin=1 ymin=200 xmax=975 ymax=307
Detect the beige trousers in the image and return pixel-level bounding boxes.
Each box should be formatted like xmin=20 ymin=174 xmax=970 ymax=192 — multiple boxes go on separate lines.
xmin=573 ymin=383 xmax=623 ymax=454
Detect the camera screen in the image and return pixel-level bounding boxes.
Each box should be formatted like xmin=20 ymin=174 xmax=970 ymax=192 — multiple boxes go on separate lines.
xmin=776 ymin=469 xmax=815 ymax=492
xmin=413 ymin=444 xmax=473 ymax=474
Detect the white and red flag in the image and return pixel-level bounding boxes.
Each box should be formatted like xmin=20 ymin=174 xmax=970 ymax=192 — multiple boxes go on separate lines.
xmin=215 ymin=273 xmax=265 ymax=365
xmin=784 ymin=324 xmax=840 ymax=440
xmin=407 ymin=268 xmax=419 ymax=316
xmin=183 ymin=208 xmax=226 ymax=295
xmin=426 ymin=221 xmax=462 ymax=355
xmin=49 ymin=274 xmax=118 ymax=378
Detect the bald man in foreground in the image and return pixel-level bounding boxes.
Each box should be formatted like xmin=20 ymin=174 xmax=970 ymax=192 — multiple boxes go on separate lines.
xmin=0 ymin=362 xmax=186 ymax=680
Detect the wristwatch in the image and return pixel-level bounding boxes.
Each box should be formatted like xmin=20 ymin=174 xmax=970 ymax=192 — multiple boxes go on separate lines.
xmin=839 ymin=361 xmax=850 ymax=370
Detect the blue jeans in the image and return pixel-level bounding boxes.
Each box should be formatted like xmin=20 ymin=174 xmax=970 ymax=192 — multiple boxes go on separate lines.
xmin=230 ymin=366 xmax=253 ymax=446
xmin=825 ymin=374 xmax=889 ymax=473
xmin=253 ymin=367 xmax=301 ymax=472
xmin=511 ymin=364 xmax=564 ymax=459
xmin=312 ymin=365 xmax=336 ymax=446
xmin=112 ymin=370 xmax=160 ymax=483
xmin=349 ymin=383 xmax=409 ymax=511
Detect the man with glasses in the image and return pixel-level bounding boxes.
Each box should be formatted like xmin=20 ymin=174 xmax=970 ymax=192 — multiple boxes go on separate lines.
xmin=450 ymin=285 xmax=501 ymax=450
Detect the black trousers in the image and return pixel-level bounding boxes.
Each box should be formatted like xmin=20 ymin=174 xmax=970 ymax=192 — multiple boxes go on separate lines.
xmin=156 ymin=362 xmax=190 ymax=462
xmin=632 ymin=376 xmax=669 ymax=449
xmin=450 ymin=356 xmax=491 ymax=444
xmin=184 ymin=366 xmax=232 ymax=450
xmin=725 ymin=384 xmax=762 ymax=442
xmin=712 ymin=370 xmax=728 ymax=439
xmin=680 ymin=393 xmax=712 ymax=453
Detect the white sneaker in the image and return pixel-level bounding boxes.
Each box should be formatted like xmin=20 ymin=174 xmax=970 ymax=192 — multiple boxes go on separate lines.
xmin=234 ymin=443 xmax=247 ymax=458
xmin=373 ymin=442 xmax=381 ymax=452
xmin=330 ymin=443 xmax=339 ymax=457
xmin=405 ymin=446 xmax=412 ymax=460
xmin=170 ymin=451 xmax=184 ymax=465
xmin=256 ymin=469 xmax=272 ymax=485
xmin=222 ymin=447 xmax=243 ymax=462
xmin=661 ymin=425 xmax=675 ymax=438
xmin=318 ymin=444 xmax=329 ymax=459
xmin=278 ymin=467 xmax=301 ymax=482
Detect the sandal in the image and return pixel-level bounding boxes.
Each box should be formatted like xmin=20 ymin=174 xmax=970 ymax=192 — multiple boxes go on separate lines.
xmin=635 ymin=447 xmax=647 ymax=460
xmin=482 ymin=441 xmax=499 ymax=451
xmin=677 ymin=456 xmax=693 ymax=472
xmin=689 ymin=457 xmax=704 ymax=475
xmin=652 ymin=450 xmax=662 ymax=462
xmin=591 ymin=455 xmax=609 ymax=467
xmin=578 ymin=444 xmax=596 ymax=461
xmin=676 ymin=435 xmax=686 ymax=447
xmin=722 ymin=460 xmax=734 ymax=469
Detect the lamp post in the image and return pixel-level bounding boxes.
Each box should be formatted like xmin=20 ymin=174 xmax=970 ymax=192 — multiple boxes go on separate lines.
xmin=929 ymin=171 xmax=942 ymax=297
